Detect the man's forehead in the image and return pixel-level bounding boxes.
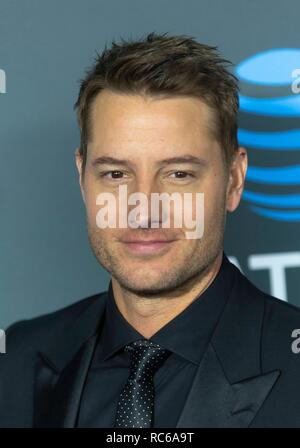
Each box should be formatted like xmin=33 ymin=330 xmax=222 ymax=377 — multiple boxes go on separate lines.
xmin=87 ymin=91 xmax=219 ymax=162
xmin=90 ymin=90 xmax=217 ymax=134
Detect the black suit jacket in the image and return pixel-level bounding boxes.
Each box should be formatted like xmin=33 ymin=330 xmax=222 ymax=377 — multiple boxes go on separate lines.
xmin=1 ymin=260 xmax=300 ymax=428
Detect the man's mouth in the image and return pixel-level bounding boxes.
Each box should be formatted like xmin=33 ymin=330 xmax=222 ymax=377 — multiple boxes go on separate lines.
xmin=120 ymin=239 xmax=177 ymax=255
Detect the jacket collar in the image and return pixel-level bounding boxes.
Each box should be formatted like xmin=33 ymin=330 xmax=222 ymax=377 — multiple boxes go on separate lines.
xmin=38 ymin=293 xmax=107 ymax=373
xmin=175 ymin=264 xmax=281 ymax=427
xmin=211 ymin=263 xmax=265 ymax=384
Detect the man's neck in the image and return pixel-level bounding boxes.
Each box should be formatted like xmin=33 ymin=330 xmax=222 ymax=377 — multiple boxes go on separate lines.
xmin=111 ymin=252 xmax=224 ymax=339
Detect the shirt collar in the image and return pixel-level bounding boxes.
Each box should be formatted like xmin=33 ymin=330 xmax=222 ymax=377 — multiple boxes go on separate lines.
xmin=96 ymin=252 xmax=235 ymax=365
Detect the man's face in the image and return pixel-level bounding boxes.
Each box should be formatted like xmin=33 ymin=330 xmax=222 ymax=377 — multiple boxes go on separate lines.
xmin=76 ymin=90 xmax=244 ymax=295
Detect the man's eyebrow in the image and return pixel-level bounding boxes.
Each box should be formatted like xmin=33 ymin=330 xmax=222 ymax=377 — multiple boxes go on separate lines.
xmin=91 ymin=156 xmax=129 ymax=166
xmin=158 ymin=155 xmax=208 ymax=166
xmin=91 ymin=154 xmax=208 ymax=167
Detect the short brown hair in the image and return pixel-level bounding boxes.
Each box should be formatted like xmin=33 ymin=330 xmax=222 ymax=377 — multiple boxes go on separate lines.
xmin=74 ymin=32 xmax=239 ymax=172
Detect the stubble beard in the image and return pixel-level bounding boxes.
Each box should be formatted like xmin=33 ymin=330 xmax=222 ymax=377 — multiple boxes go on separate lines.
xmin=87 ymin=213 xmax=225 ymax=298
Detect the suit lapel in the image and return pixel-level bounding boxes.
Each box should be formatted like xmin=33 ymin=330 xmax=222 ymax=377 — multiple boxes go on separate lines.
xmin=176 ymin=343 xmax=280 ymax=428
xmin=176 ymin=263 xmax=282 ymax=428
xmin=34 ymin=293 xmax=107 ymax=427
xmin=36 ymin=335 xmax=98 ymax=427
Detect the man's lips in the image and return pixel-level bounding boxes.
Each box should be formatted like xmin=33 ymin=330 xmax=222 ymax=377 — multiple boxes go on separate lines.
xmin=120 ymin=239 xmax=177 ymax=254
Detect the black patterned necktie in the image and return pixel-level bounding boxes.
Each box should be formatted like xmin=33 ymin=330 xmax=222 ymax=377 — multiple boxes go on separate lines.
xmin=114 ymin=339 xmax=171 ymax=428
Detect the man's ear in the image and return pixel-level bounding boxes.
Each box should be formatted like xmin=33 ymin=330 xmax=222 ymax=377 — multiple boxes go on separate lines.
xmin=226 ymin=146 xmax=248 ymax=212
xmin=75 ymin=148 xmax=86 ymax=204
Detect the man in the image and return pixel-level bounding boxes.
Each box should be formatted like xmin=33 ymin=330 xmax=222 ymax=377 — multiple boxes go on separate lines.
xmin=1 ymin=32 xmax=300 ymax=428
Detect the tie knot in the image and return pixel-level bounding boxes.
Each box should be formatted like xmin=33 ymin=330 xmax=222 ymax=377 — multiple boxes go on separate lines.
xmin=124 ymin=339 xmax=171 ymax=383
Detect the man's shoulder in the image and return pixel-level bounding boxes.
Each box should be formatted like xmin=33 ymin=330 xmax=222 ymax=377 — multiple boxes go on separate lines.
xmin=263 ymin=289 xmax=300 ymax=323
xmin=5 ymin=291 xmax=107 ymax=351
xmin=261 ymin=289 xmax=300 ymax=360
xmin=227 ymin=266 xmax=300 ymax=371
xmin=234 ymin=263 xmax=300 ymax=326
xmin=236 ymin=268 xmax=300 ymax=367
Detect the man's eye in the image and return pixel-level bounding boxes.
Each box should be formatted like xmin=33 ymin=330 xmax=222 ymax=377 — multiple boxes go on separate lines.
xmin=169 ymin=171 xmax=193 ymax=179
xmin=102 ymin=171 xmax=126 ymax=179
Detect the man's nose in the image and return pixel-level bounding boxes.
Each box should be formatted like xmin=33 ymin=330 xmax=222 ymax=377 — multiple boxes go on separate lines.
xmin=127 ymin=179 xmax=167 ymax=229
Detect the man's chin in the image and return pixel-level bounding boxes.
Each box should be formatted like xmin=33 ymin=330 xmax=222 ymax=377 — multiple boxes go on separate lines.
xmin=119 ymin=285 xmax=175 ymax=297
xmin=113 ymin=271 xmax=186 ymax=297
